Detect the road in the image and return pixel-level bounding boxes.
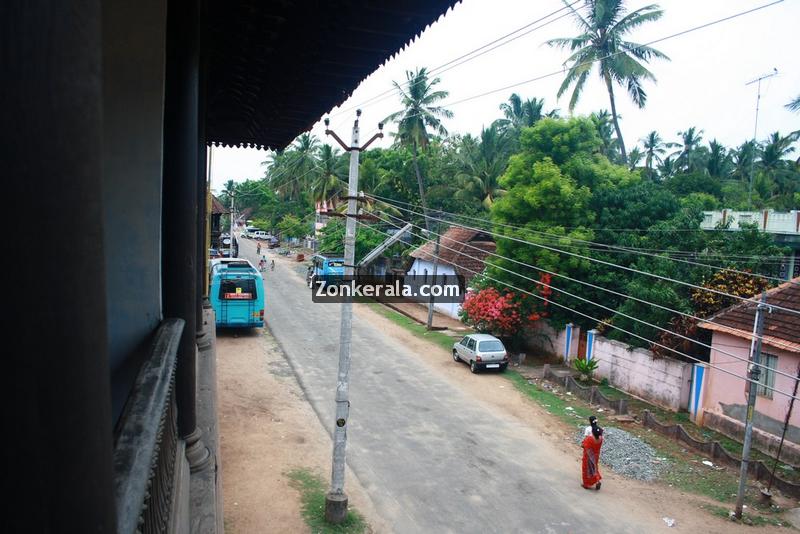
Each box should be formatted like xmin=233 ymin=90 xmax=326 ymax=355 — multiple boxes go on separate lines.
xmin=241 ymin=239 xmax=648 ymax=533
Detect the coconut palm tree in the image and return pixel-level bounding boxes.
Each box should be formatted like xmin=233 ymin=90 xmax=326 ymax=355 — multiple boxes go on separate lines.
xmin=311 ymin=144 xmax=347 ymax=204
xmin=498 ymin=93 xmax=549 ymax=130
xmin=671 ymin=127 xmax=704 ymax=172
xmin=627 ymin=146 xmax=643 ymax=170
xmin=546 ymin=0 xmax=669 ymax=162
xmin=590 ymin=110 xmax=619 ymax=161
xmin=640 ymin=131 xmax=668 ymax=179
xmin=731 ymin=140 xmax=758 ymax=183
xmin=455 ymin=125 xmax=511 ymax=208
xmin=706 ymin=140 xmax=731 ymax=179
xmin=279 ymin=133 xmax=321 ymax=200
xmin=786 ymin=95 xmax=800 ymax=113
xmin=385 ymin=67 xmax=453 ymax=223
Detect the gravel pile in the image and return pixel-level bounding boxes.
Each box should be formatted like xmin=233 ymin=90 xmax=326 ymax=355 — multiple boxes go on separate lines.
xmin=576 ymin=426 xmax=669 ymax=481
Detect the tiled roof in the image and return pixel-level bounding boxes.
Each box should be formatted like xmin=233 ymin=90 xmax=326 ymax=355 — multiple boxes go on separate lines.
xmin=206 ymin=1 xmax=460 ymax=150
xmin=211 ymin=195 xmax=228 ymax=215
xmin=700 ymin=277 xmax=800 ymax=353
xmin=410 ymin=226 xmax=495 ymax=284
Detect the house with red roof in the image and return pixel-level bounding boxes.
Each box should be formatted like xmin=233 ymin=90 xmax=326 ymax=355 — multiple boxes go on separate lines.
xmin=408 ymin=227 xmax=496 ymax=319
xmin=696 ymin=278 xmax=800 ymax=463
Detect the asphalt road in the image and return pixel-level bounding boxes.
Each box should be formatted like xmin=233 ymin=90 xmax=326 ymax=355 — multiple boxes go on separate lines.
xmin=240 ymin=239 xmax=648 ymax=533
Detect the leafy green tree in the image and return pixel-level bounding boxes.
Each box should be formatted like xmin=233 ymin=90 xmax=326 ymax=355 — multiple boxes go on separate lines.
xmin=546 ymin=0 xmax=669 ymax=162
xmin=385 ymin=67 xmax=453 ymax=223
xmin=276 ymin=214 xmax=308 ymax=239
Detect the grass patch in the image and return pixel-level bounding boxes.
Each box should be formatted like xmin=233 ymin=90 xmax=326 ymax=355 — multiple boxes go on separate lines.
xmin=365 ymin=302 xmax=461 ymax=353
xmin=504 ymin=370 xmax=594 ymax=429
xmin=701 ymin=504 xmax=789 ymax=528
xmin=286 ymin=468 xmax=368 ymax=534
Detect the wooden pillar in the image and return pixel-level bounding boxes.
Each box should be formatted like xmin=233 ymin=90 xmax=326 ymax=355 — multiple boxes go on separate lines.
xmin=5 ymin=0 xmax=116 ymax=530
xmin=162 ymin=0 xmax=210 ymax=470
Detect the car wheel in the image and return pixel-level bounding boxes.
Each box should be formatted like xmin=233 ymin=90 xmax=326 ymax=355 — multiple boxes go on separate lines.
xmin=470 ymin=361 xmax=478 ymax=374
xmin=499 ymin=363 xmax=508 ymax=372
xmin=452 ymin=350 xmax=460 ymax=362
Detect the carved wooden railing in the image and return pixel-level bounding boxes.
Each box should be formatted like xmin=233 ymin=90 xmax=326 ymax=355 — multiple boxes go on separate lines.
xmin=113 ymin=318 xmax=184 ymax=533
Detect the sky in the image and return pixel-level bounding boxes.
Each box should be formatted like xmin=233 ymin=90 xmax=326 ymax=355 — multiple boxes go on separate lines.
xmin=209 ymin=0 xmax=800 ymax=193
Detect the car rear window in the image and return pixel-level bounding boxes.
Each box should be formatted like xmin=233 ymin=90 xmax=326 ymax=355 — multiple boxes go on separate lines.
xmin=220 ymin=278 xmax=257 ymax=300
xmin=478 ymin=340 xmax=504 ymax=352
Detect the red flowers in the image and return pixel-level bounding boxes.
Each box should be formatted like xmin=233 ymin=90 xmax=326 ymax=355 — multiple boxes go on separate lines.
xmin=461 ymin=274 xmax=552 ymax=336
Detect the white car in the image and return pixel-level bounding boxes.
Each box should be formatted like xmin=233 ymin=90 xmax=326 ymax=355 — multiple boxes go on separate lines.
xmin=253 ymin=230 xmax=270 ymax=240
xmin=453 ymin=333 xmax=509 ymax=373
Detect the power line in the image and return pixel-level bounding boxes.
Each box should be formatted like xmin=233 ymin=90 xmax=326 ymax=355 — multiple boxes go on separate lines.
xmin=377 ymin=208 xmax=799 ymax=355
xmin=358 ymin=217 xmax=800 ymax=401
xmin=366 ymin=198 xmax=800 ymax=315
xmin=370 ymin=210 xmax=800 ymax=381
xmin=328 ymin=1 xmax=580 ymax=120
xmin=363 ymin=0 xmax=786 ymax=139
xmin=367 ymin=194 xmax=791 ymax=284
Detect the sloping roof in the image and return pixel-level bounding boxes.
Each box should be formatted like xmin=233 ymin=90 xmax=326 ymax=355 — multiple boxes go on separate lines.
xmin=211 ymin=195 xmax=228 ymax=215
xmin=205 ymin=1 xmax=459 ymax=149
xmin=699 ymin=277 xmax=800 ymax=353
xmin=410 ymin=226 xmax=495 ymax=283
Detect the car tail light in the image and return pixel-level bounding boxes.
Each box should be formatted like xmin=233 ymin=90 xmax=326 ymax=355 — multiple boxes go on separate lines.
xmin=476 ymin=355 xmax=482 ymax=362
xmin=260 ymin=310 xmax=264 ymax=318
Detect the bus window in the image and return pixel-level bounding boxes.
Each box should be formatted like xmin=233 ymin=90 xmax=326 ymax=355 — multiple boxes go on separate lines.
xmin=220 ymin=278 xmax=256 ymax=300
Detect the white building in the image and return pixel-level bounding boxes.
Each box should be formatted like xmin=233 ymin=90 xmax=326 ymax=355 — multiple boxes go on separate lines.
xmin=407 ymin=227 xmax=496 ymax=319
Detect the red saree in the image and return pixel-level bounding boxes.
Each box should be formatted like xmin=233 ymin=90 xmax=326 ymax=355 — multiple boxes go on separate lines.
xmin=581 ymin=434 xmax=603 ymax=488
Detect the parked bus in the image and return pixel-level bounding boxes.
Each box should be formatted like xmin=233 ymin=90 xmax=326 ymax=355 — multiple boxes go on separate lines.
xmin=210 ymin=260 xmax=265 ymax=328
xmin=306 ymin=253 xmax=345 ymax=288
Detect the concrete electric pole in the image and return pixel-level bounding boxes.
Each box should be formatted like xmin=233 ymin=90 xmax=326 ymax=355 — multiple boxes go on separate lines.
xmin=734 ymin=292 xmax=770 ymax=519
xmin=322 ymin=110 xmax=383 ymax=523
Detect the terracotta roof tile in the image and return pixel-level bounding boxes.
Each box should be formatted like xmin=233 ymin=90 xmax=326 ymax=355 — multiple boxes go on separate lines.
xmin=700 ymin=277 xmax=800 ymax=353
xmin=410 ymin=226 xmax=495 ymax=284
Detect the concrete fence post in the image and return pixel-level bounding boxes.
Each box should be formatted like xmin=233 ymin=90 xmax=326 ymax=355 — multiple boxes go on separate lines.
xmin=586 ymin=329 xmax=597 ymax=362
xmin=589 ymin=385 xmax=597 ymax=405
xmin=564 ymin=323 xmax=573 ymax=365
xmin=542 ymin=363 xmax=550 ymax=380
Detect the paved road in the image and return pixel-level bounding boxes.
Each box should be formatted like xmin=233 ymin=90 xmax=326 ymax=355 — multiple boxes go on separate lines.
xmin=240 ymin=239 xmax=648 ymax=533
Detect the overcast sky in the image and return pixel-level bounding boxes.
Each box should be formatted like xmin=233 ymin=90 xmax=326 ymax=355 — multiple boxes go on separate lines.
xmin=210 ymin=0 xmax=799 ymax=193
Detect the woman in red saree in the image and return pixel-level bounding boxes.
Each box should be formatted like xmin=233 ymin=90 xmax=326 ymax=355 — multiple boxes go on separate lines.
xmin=581 ymin=418 xmax=603 ymax=490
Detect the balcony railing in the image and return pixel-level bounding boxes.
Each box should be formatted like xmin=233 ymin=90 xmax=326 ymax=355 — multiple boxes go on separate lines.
xmin=112 ymin=318 xmax=184 ymax=534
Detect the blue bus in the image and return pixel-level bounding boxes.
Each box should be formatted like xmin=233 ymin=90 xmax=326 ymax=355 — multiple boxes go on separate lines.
xmin=306 ymin=253 xmax=345 ymax=287
xmin=210 ymin=260 xmax=265 ymax=328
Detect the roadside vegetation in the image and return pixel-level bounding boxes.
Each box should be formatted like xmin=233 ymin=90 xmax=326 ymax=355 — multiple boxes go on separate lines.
xmin=286 ymin=468 xmax=368 ymax=534
xmin=227 ymin=0 xmax=799 ymax=360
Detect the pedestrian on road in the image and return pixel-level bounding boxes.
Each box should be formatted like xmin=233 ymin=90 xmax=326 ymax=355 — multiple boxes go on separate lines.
xmin=257 ymin=243 xmax=262 ymax=255
xmin=581 ymin=416 xmax=603 ymax=490
xmin=258 ymin=256 xmax=266 ymax=272
xmin=270 ymin=259 xmax=275 ymax=271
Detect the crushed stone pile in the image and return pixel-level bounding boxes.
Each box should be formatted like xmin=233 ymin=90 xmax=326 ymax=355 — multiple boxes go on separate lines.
xmin=576 ymin=426 xmax=668 ymax=481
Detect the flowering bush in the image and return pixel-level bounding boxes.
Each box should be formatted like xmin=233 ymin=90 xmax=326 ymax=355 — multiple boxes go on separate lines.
xmin=460 ymin=273 xmax=552 ymax=337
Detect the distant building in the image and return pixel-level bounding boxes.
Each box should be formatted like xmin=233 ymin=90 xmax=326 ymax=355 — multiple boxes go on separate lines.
xmin=696 ymin=278 xmax=800 ymax=463
xmin=701 ymin=210 xmax=800 ymax=280
xmin=408 ymin=227 xmax=496 ymax=319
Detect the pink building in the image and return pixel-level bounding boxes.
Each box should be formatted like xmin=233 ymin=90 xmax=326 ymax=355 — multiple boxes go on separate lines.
xmin=697 ymin=278 xmax=800 ymax=463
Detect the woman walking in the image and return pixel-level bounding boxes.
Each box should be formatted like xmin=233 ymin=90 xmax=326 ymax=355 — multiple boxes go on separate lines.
xmin=581 ymin=416 xmax=603 ymax=490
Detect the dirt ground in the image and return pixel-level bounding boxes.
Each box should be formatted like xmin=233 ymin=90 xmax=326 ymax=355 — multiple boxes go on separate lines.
xmin=217 ymin=328 xmax=387 ymax=533
xmin=219 ymin=253 xmax=793 ymax=533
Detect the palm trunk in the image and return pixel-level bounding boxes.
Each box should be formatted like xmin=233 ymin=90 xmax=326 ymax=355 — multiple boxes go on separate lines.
xmin=411 ymin=142 xmax=429 ymax=229
xmin=411 ymin=142 xmax=438 ymax=330
xmin=603 ymin=72 xmax=627 ymax=163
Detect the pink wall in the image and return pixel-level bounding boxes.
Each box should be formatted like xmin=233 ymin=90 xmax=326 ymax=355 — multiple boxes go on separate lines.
xmin=703 ymin=332 xmax=800 ymax=432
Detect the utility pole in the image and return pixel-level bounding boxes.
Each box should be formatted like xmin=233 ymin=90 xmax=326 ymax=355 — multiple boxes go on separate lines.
xmin=735 ymin=292 xmax=770 ymax=519
xmin=229 ymin=188 xmax=236 ymax=257
xmin=426 ymin=218 xmax=441 ymax=330
xmin=322 ymin=111 xmax=383 ymax=524
xmin=745 ymin=68 xmax=778 ymax=210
